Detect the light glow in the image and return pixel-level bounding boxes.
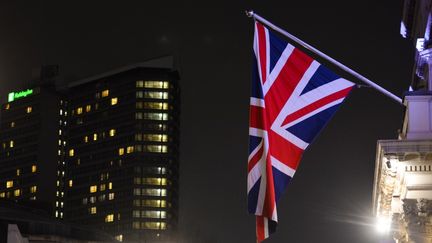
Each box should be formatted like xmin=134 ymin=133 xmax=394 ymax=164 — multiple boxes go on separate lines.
xmin=375 ymin=216 xmax=391 ymax=234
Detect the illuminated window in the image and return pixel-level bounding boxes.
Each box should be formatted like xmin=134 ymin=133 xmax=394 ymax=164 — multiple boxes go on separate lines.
xmin=142 ymin=210 xmax=166 ymax=219
xmin=142 ymin=200 xmax=167 ymax=208
xmin=26 ymin=106 xmax=32 ymax=113
xmin=68 ymin=180 xmax=73 ymax=187
xmin=127 ymin=146 xmax=134 ymax=154
xmin=14 ymin=189 xmax=20 ymax=197
xmin=142 ymin=188 xmax=167 ymax=197
xmin=0 ymin=192 xmax=5 ymax=198
xmin=136 ymin=80 xmax=144 ymax=87
xmin=133 ymin=210 xmax=140 ymax=218
xmin=143 ymin=113 xmax=168 ymax=121
xmin=100 ymin=184 xmax=106 ymax=191
xmin=134 ymin=177 xmax=141 ymax=184
xmin=111 ymin=97 xmax=118 ymax=105
xmin=143 ymin=102 xmax=169 ymax=110
xmin=108 ymin=182 xmax=112 ymax=190
xmin=144 ymin=91 xmax=168 ymax=99
xmin=69 ymin=149 xmax=74 ymax=157
xmin=109 ymin=129 xmax=116 ymax=137
xmin=142 ymin=178 xmax=167 ymax=186
xmin=143 ymin=145 xmax=168 ymax=153
xmin=108 ymin=193 xmax=115 ymax=200
xmin=9 ymin=140 xmax=14 ymax=148
xmin=143 ymin=134 xmax=168 ymax=142
xmin=144 ymin=81 xmax=169 ymax=89
xmin=90 ymin=185 xmax=97 ymax=193
xmin=5 ymin=104 xmax=10 ymax=110
xmin=10 ymin=122 xmax=15 ymax=128
xmin=93 ymin=133 xmax=98 ymax=141
xmin=6 ymin=181 xmax=13 ymax=188
xmin=32 ymin=165 xmax=37 ymax=173
xmin=84 ymin=136 xmax=89 ymax=143
xmin=118 ymin=148 xmax=124 ymax=156
xmin=90 ymin=196 xmax=96 ymax=203
xmin=90 ymin=207 xmax=97 ymax=214
xmin=76 ymin=107 xmax=83 ymax=114
xmin=133 ymin=221 xmax=140 ymax=229
xmin=102 ymin=89 xmax=109 ymax=97
xmin=115 ymin=235 xmax=123 ymax=242
xmin=30 ymin=186 xmax=37 ymax=193
xmin=105 ymin=214 xmax=114 ymax=222
xmin=16 ymin=169 xmax=20 ymax=176
xmin=142 ymin=222 xmax=166 ymax=230
xmin=86 ymin=105 xmax=91 ymax=112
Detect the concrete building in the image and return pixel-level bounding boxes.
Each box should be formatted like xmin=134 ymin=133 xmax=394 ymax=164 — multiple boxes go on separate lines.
xmin=372 ymin=1 xmax=432 ymax=242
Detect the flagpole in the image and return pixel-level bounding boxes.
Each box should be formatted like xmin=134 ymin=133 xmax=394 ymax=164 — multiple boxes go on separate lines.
xmin=246 ymin=10 xmax=403 ymax=105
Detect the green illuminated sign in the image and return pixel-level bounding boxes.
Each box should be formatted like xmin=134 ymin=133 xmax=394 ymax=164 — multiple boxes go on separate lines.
xmin=8 ymin=89 xmax=34 ymax=102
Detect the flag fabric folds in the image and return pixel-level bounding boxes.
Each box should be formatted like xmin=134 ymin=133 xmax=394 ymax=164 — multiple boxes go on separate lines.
xmin=248 ymin=21 xmax=355 ymax=242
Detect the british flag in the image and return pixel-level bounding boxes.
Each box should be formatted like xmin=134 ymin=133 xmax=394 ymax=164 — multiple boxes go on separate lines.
xmin=248 ymin=21 xmax=355 ymax=242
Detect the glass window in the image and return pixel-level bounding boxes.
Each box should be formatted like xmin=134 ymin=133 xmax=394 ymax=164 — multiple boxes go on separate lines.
xmin=141 ymin=210 xmax=166 ymax=219
xmin=136 ymin=80 xmax=144 ymax=88
xmin=76 ymin=107 xmax=83 ymax=114
xmin=143 ymin=113 xmax=168 ymax=121
xmin=105 ymin=214 xmax=114 ymax=222
xmin=141 ymin=222 xmax=166 ymax=230
xmin=84 ymin=136 xmax=88 ymax=143
xmin=108 ymin=182 xmax=112 ymax=190
xmin=90 ymin=207 xmax=97 ymax=214
xmin=6 ymin=181 xmax=13 ymax=188
xmin=109 ymin=193 xmax=115 ymax=200
xmin=93 ymin=133 xmax=98 ymax=141
xmin=127 ymin=146 xmax=134 ymax=154
xmin=111 ymin=97 xmax=118 ymax=105
xmin=102 ymin=90 xmax=109 ymax=97
xmin=143 ymin=145 xmax=168 ymax=153
xmin=9 ymin=140 xmax=14 ymax=148
xmin=30 ymin=185 xmax=37 ymax=193
xmin=14 ymin=189 xmax=21 ymax=197
xmin=133 ymin=210 xmax=140 ymax=218
xmin=144 ymin=81 xmax=169 ymax=89
xmin=10 ymin=122 xmax=15 ymax=128
xmin=32 ymin=165 xmax=37 ymax=173
xmin=90 ymin=185 xmax=97 ymax=193
xmin=69 ymin=180 xmax=73 ymax=187
xmin=142 ymin=199 xmax=167 ymax=208
xmin=16 ymin=169 xmax=20 ymax=176
xmin=143 ymin=134 xmax=168 ymax=142
xmin=142 ymin=178 xmax=167 ymax=186
xmin=109 ymin=129 xmax=116 ymax=137
xmin=118 ymin=148 xmax=124 ymax=156
xmin=26 ymin=106 xmax=32 ymax=113
xmin=69 ymin=149 xmax=74 ymax=157
xmin=142 ymin=188 xmax=167 ymax=197
xmin=86 ymin=105 xmax=91 ymax=112
xmin=143 ymin=102 xmax=169 ymax=110
xmin=144 ymin=91 xmax=168 ymax=99
xmin=100 ymin=184 xmax=106 ymax=191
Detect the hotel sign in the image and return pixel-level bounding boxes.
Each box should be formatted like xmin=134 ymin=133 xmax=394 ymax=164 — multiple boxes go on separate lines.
xmin=8 ymin=89 xmax=34 ymax=102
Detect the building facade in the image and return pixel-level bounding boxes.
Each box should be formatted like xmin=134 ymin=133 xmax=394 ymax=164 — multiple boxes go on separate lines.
xmin=0 ymin=85 xmax=63 ymax=208
xmin=372 ymin=1 xmax=432 ymax=242
xmin=63 ymin=64 xmax=180 ymax=242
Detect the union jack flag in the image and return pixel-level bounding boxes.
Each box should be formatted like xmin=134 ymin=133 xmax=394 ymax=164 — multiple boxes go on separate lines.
xmin=248 ymin=21 xmax=355 ymax=242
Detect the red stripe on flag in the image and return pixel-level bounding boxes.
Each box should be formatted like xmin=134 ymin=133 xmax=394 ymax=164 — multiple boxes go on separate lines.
xmin=256 ymin=216 xmax=265 ymax=242
xmin=281 ymin=86 xmax=353 ymax=126
xmin=248 ymin=145 xmax=263 ymax=172
xmin=249 ymin=105 xmax=266 ymax=130
xmin=265 ymin=48 xmax=313 ymax=124
xmin=257 ymin=23 xmax=267 ymax=84
xmin=269 ymin=130 xmax=304 ymax=170
xmin=263 ymin=153 xmax=276 ymax=221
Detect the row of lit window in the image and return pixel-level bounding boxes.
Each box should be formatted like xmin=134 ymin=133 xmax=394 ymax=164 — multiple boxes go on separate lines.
xmin=4 ymin=104 xmax=32 ymax=113
xmin=89 ymin=183 xmax=113 ymax=193
xmin=94 ymin=89 xmax=110 ymax=99
xmin=134 ymin=188 xmax=167 ymax=197
xmin=15 ymin=166 xmax=37 ymax=177
xmin=133 ymin=210 xmax=166 ymax=219
xmin=136 ymin=81 xmax=169 ymax=89
xmin=83 ymin=193 xmax=115 ymax=205
xmin=136 ymin=91 xmax=169 ymax=99
xmin=136 ymin=102 xmax=169 ymax=110
xmin=0 ymin=186 xmax=36 ymax=198
xmin=118 ymin=146 xmax=134 ymax=156
xmin=59 ymin=109 xmax=68 ymax=116
xmin=133 ymin=199 xmax=167 ymax=208
xmin=135 ymin=167 xmax=167 ymax=175
xmin=135 ymin=134 xmax=168 ymax=142
xmin=134 ymin=177 xmax=168 ymax=186
xmin=75 ymin=98 xmax=118 ymax=115
xmin=2 ymin=140 xmax=14 ymax=149
xmin=132 ymin=222 xmax=166 ymax=230
xmin=136 ymin=145 xmax=168 ymax=153
xmin=135 ymin=112 xmax=168 ymax=120
xmin=83 ymin=129 xmax=116 ymax=143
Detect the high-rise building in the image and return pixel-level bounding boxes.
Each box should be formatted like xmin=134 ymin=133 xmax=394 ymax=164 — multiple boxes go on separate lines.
xmin=62 ymin=61 xmax=180 ymax=242
xmin=0 ymin=85 xmax=64 ymax=208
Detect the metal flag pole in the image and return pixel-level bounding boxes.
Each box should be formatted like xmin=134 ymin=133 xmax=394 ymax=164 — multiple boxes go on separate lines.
xmin=246 ymin=10 xmax=403 ymax=105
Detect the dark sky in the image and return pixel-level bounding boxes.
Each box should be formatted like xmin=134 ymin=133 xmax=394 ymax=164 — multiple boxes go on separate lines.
xmin=0 ymin=1 xmax=414 ymax=242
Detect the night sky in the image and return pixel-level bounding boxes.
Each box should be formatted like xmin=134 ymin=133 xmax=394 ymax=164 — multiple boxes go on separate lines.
xmin=0 ymin=1 xmax=414 ymax=242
